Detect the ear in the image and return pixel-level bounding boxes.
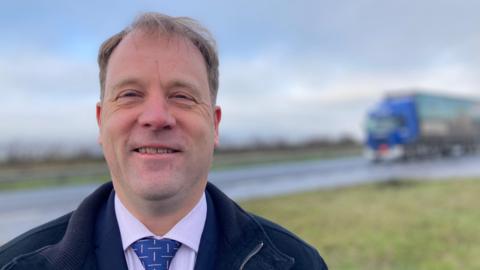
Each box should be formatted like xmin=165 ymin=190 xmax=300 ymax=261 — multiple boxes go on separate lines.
xmin=213 ymin=106 xmax=222 ymax=147
xmin=96 ymin=102 xmax=103 ymax=145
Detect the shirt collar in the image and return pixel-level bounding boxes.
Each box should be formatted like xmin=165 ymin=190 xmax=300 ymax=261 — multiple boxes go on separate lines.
xmin=114 ymin=192 xmax=207 ymax=253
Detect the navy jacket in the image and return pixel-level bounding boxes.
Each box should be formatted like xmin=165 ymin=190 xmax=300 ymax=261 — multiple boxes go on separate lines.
xmin=0 ymin=182 xmax=328 ymax=269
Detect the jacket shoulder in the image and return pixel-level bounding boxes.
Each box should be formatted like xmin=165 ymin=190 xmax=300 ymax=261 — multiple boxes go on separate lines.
xmin=252 ymin=214 xmax=328 ymax=270
xmin=0 ymin=213 xmax=71 ymax=268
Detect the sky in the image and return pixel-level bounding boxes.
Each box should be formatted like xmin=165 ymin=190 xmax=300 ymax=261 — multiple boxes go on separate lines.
xmin=1 ymin=0 xmax=480 ymax=156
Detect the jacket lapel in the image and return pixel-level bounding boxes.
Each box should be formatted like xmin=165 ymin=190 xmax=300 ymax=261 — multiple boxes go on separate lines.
xmin=194 ymin=191 xmax=218 ymax=270
xmin=205 ymin=183 xmax=294 ymax=270
xmin=94 ymin=190 xmax=128 ymax=270
xmin=39 ymin=182 xmax=114 ymax=270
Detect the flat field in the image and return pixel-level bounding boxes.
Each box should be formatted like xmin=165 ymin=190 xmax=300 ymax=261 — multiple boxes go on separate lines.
xmin=241 ymin=178 xmax=480 ymax=270
xmin=0 ymin=146 xmax=360 ymax=191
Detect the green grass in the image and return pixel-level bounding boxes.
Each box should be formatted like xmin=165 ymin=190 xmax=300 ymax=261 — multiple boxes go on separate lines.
xmin=241 ymin=178 xmax=480 ymax=270
xmin=0 ymin=174 xmax=110 ymax=191
xmin=212 ymin=147 xmax=360 ymax=170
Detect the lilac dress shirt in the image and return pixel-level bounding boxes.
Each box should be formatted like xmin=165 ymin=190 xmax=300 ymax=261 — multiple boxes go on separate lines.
xmin=114 ymin=193 xmax=207 ymax=270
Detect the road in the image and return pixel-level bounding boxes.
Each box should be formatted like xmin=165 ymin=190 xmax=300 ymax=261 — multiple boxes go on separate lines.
xmin=2 ymin=154 xmax=480 ymax=244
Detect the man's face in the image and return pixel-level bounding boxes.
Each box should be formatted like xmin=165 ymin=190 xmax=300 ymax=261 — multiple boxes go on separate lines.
xmin=96 ymin=31 xmax=221 ymax=207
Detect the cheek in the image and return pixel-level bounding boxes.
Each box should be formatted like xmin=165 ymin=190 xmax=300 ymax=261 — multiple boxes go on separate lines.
xmin=187 ymin=121 xmax=217 ymax=153
xmin=101 ymin=111 xmax=137 ymax=144
xmin=176 ymin=109 xmax=216 ymax=138
xmin=175 ymin=103 xmax=216 ymax=134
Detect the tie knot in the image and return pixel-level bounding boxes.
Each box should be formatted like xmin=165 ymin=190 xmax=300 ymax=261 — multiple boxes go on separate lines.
xmin=131 ymin=238 xmax=181 ymax=270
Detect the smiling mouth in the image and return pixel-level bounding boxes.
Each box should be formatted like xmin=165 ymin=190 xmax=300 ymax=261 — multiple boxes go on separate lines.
xmin=134 ymin=147 xmax=180 ymax=154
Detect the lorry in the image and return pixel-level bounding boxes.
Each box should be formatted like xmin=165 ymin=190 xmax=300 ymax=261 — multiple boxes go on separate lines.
xmin=365 ymin=90 xmax=480 ymax=161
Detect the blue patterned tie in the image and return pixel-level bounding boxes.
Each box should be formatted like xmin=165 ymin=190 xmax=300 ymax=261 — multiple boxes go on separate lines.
xmin=131 ymin=238 xmax=181 ymax=270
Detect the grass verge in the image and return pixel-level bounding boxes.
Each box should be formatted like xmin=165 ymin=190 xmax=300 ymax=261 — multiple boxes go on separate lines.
xmin=211 ymin=147 xmax=360 ymax=170
xmin=0 ymin=175 xmax=110 ymax=191
xmin=241 ymin=178 xmax=480 ymax=270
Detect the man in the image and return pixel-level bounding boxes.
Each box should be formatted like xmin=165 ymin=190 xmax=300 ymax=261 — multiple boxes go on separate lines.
xmin=0 ymin=12 xmax=328 ymax=270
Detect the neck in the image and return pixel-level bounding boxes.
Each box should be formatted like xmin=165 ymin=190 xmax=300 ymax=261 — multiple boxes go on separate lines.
xmin=116 ymin=186 xmax=205 ymax=236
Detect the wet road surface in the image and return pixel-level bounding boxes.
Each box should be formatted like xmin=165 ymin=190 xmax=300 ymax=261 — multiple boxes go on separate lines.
xmin=1 ymin=154 xmax=480 ymax=244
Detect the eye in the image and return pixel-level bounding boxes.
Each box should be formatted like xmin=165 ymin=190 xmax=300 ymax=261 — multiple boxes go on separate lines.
xmin=169 ymin=93 xmax=197 ymax=106
xmin=116 ymin=90 xmax=142 ymax=100
xmin=173 ymin=93 xmax=192 ymax=100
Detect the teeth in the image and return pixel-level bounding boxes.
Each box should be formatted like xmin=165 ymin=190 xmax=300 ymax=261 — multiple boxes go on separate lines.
xmin=137 ymin=147 xmax=175 ymax=154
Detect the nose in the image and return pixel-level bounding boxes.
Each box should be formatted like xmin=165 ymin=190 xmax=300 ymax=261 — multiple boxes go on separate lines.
xmin=137 ymin=96 xmax=176 ymax=130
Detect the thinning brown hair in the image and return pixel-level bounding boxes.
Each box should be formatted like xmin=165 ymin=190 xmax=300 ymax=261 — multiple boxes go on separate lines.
xmin=97 ymin=12 xmax=219 ymax=104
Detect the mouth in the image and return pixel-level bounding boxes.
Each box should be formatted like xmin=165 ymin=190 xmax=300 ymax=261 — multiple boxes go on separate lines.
xmin=133 ymin=146 xmax=181 ymax=155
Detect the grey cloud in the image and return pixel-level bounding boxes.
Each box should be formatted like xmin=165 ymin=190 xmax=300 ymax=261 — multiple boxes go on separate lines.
xmin=208 ymin=0 xmax=480 ymax=73
xmin=0 ymin=50 xmax=98 ymax=99
xmin=2 ymin=0 xmax=480 ymax=145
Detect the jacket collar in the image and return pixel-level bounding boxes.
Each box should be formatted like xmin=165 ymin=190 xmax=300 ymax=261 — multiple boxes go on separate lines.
xmin=40 ymin=182 xmax=114 ymax=270
xmin=94 ymin=189 xmax=128 ymax=270
xmin=205 ymin=183 xmax=295 ymax=270
xmin=38 ymin=181 xmax=295 ymax=270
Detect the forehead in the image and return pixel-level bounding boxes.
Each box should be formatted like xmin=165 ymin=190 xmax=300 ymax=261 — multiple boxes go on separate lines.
xmin=105 ymin=30 xmax=208 ymax=88
xmin=116 ymin=30 xmax=198 ymax=56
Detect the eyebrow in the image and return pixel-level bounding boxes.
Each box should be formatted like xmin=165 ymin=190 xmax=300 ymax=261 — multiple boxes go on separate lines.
xmin=108 ymin=77 xmax=204 ymax=97
xmin=110 ymin=78 xmax=143 ymax=92
xmin=165 ymin=79 xmax=201 ymax=95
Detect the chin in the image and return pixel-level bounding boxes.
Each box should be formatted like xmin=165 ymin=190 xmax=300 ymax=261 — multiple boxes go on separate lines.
xmin=141 ymin=191 xmax=175 ymax=202
xmin=133 ymin=177 xmax=182 ymax=200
